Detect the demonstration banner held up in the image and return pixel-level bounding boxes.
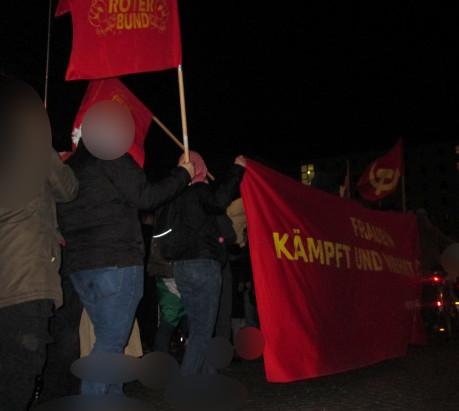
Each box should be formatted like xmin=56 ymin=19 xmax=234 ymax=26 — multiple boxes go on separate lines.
xmin=62 ymin=78 xmax=152 ymax=167
xmin=65 ymin=0 xmax=182 ymax=80
xmin=241 ymin=160 xmax=423 ymax=383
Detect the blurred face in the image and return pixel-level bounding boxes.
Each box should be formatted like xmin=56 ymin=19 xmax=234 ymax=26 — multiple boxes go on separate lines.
xmin=0 ymin=81 xmax=52 ymax=208
xmin=81 ymin=100 xmax=135 ymax=160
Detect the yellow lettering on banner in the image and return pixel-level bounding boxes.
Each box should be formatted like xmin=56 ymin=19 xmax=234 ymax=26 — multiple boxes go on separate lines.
xmin=361 ymin=249 xmax=373 ymax=270
xmin=342 ymin=244 xmax=352 ymax=269
xmin=349 ymin=217 xmax=395 ymax=248
xmin=358 ymin=220 xmax=369 ymax=240
xmin=117 ymin=13 xmax=152 ymax=30
xmin=141 ymin=12 xmax=150 ymax=27
xmin=335 ymin=243 xmax=352 ymax=269
xmin=324 ymin=241 xmax=335 ymax=266
xmin=95 ymin=0 xmax=167 ymax=34
xmin=382 ymin=254 xmax=415 ymax=276
xmin=273 ymin=233 xmax=293 ymax=260
xmin=109 ymin=0 xmax=120 ymax=13
xmin=124 ymin=14 xmax=133 ymax=29
xmin=371 ymin=251 xmax=384 ymax=271
xmin=307 ymin=238 xmax=324 ymax=264
xmin=119 ymin=0 xmax=131 ymax=13
xmin=355 ymin=247 xmax=383 ymax=271
xmin=355 ymin=248 xmax=365 ymax=270
xmin=272 ymin=232 xmax=354 ymax=268
xmin=292 ymin=229 xmax=308 ymax=262
xmin=116 ymin=13 xmax=124 ymax=29
xmin=138 ymin=0 xmax=146 ymax=12
xmin=350 ymin=217 xmax=359 ymax=238
xmin=134 ymin=13 xmax=142 ymax=28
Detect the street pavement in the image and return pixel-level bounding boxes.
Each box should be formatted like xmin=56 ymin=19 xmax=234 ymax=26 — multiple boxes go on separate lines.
xmin=126 ymin=340 xmax=459 ymax=411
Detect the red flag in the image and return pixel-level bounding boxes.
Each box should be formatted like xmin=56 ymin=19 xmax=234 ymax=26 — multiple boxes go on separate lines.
xmin=357 ymin=139 xmax=404 ymax=202
xmin=55 ymin=0 xmax=70 ymax=17
xmin=65 ymin=78 xmax=152 ymax=167
xmin=65 ymin=0 xmax=182 ymax=80
xmin=241 ymin=160 xmax=422 ymax=382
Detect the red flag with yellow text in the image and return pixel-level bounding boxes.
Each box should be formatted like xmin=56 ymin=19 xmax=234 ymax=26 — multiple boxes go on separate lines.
xmin=241 ymin=160 xmax=423 ymax=382
xmin=357 ymin=139 xmax=404 ymax=202
xmin=63 ymin=78 xmax=152 ymax=167
xmin=65 ymin=0 xmax=182 ymax=80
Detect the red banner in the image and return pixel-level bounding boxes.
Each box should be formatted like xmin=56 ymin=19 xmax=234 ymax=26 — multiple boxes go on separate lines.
xmin=241 ymin=161 xmax=423 ymax=383
xmin=63 ymin=78 xmax=152 ymax=167
xmin=65 ymin=0 xmax=182 ymax=80
xmin=357 ymin=139 xmax=404 ymax=201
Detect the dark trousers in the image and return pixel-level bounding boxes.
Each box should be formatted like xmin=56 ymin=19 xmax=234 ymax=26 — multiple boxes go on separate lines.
xmin=136 ymin=272 xmax=158 ymax=351
xmin=0 ymin=299 xmax=53 ymax=411
xmin=154 ymin=320 xmax=176 ymax=353
xmin=215 ymin=262 xmax=233 ymax=340
xmin=174 ymin=259 xmax=222 ymax=375
xmin=40 ymin=276 xmax=82 ymax=403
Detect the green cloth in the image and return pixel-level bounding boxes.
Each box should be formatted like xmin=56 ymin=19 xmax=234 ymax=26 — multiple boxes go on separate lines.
xmin=156 ymin=277 xmax=184 ymax=327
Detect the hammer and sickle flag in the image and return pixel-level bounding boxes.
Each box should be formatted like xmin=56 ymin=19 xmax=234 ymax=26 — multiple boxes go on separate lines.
xmin=357 ymin=139 xmax=404 ymax=202
xmin=60 ymin=78 xmax=153 ymax=167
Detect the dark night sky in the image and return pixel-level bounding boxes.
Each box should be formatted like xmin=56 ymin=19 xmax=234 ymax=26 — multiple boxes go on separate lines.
xmin=1 ymin=1 xmax=459 ymax=175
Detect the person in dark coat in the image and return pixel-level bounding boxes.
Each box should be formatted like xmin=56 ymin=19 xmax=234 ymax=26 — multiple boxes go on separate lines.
xmin=0 ymin=78 xmax=79 ymax=411
xmin=160 ymin=151 xmax=246 ymax=375
xmin=57 ymin=141 xmax=194 ymax=396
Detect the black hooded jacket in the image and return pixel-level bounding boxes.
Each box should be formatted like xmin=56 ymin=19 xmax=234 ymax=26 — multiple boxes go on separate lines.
xmin=58 ymin=144 xmax=190 ymax=274
xmin=152 ymin=165 xmax=245 ymax=265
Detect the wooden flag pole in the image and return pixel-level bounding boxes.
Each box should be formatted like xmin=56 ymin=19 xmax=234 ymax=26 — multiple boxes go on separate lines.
xmin=152 ymin=115 xmax=183 ymax=150
xmin=401 ymin=175 xmax=407 ymax=213
xmin=44 ymin=0 xmax=53 ymax=108
xmin=152 ymin=115 xmax=215 ymax=181
xmin=339 ymin=159 xmax=351 ymax=198
xmin=177 ymin=65 xmax=190 ymax=162
xmin=345 ymin=159 xmax=351 ymax=199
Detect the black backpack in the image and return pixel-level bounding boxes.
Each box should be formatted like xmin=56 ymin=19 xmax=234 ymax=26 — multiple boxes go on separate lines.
xmin=153 ymin=199 xmax=193 ymax=262
xmin=148 ymin=200 xmax=188 ymax=278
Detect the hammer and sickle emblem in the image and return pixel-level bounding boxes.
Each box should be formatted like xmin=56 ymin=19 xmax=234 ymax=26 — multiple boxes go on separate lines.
xmin=88 ymin=0 xmax=116 ymax=36
xmin=369 ymin=163 xmax=400 ymax=196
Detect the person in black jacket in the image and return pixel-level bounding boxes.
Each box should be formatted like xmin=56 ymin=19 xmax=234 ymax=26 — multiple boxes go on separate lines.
xmin=160 ymin=151 xmax=246 ymax=375
xmin=57 ymin=142 xmax=194 ymax=396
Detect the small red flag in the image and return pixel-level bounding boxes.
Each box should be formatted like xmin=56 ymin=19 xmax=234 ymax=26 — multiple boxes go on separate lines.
xmin=65 ymin=0 xmax=182 ymax=80
xmin=64 ymin=78 xmax=152 ymax=167
xmin=357 ymin=139 xmax=404 ymax=202
xmin=55 ymin=0 xmax=70 ymax=17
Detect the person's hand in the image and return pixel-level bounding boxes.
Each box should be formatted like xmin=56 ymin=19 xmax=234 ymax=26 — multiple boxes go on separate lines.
xmin=180 ymin=161 xmax=195 ymax=180
xmin=235 ymin=155 xmax=247 ymax=168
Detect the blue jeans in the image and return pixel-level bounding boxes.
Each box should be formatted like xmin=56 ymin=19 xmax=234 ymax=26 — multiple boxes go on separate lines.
xmin=70 ymin=265 xmax=143 ymax=396
xmin=173 ymin=259 xmax=222 ymax=376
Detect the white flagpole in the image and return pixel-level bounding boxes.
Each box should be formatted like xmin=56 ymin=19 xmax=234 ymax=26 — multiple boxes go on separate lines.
xmin=44 ymin=0 xmax=53 ymax=108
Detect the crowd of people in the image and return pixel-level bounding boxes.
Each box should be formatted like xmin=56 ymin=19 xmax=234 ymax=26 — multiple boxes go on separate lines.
xmin=0 ymin=77 xmax=257 ymax=410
